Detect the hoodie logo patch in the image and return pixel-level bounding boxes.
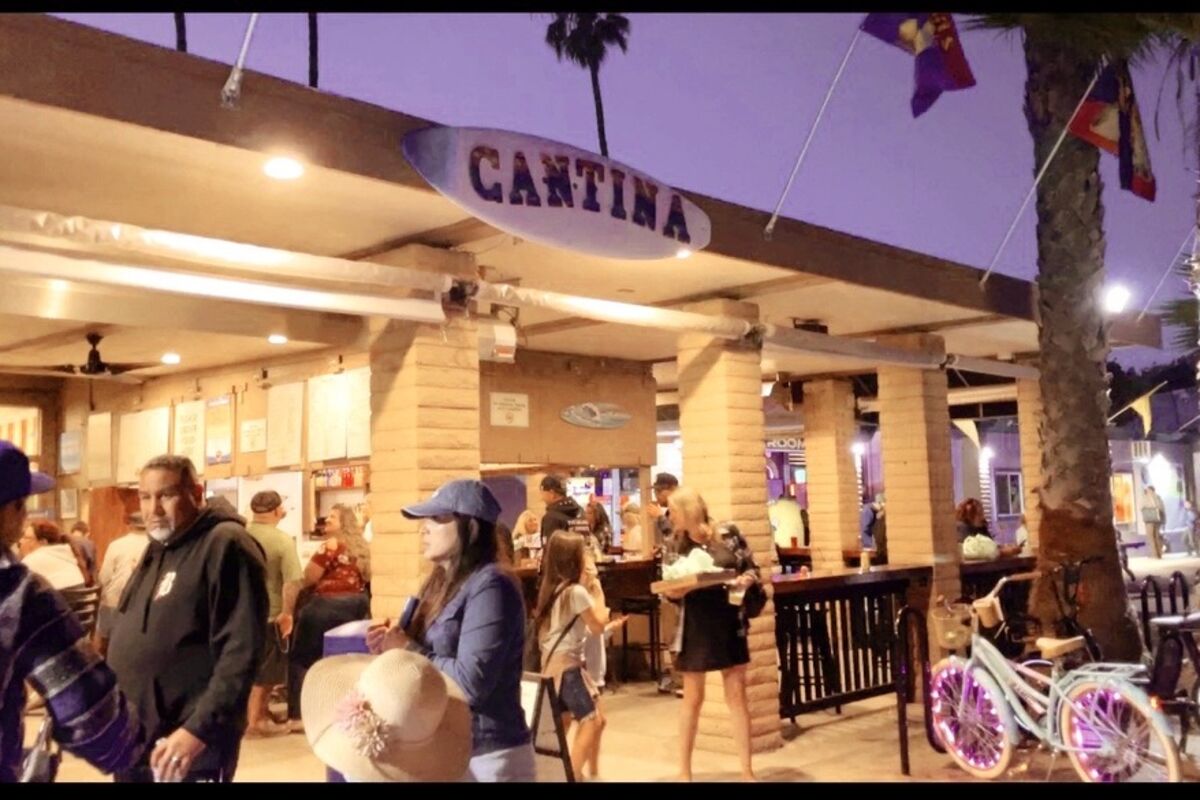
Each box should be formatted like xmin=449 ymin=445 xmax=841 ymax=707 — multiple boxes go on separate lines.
xmin=155 ymin=571 xmax=177 ymax=600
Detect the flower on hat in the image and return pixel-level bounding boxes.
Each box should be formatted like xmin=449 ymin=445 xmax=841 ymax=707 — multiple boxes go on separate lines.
xmin=334 ymin=688 xmax=389 ymax=759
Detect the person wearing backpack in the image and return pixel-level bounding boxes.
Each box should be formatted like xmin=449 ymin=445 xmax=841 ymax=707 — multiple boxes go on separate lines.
xmin=532 ymin=530 xmax=626 ymax=781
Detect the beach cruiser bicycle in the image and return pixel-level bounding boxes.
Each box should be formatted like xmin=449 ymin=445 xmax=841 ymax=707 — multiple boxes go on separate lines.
xmin=928 ymin=570 xmax=1181 ymax=782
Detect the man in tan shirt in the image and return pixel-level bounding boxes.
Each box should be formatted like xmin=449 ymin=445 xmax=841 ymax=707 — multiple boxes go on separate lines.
xmin=95 ymin=512 xmax=149 ymax=656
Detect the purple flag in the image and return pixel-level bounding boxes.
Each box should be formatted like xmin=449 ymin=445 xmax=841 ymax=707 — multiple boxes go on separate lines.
xmin=860 ymin=13 xmax=977 ymax=117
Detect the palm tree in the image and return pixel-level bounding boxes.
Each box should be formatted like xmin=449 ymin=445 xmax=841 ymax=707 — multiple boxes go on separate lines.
xmin=544 ymin=13 xmax=631 ymax=157
xmin=173 ymin=12 xmax=187 ymax=53
xmin=307 ymin=12 xmax=319 ymax=88
xmin=971 ymin=15 xmax=1161 ymax=660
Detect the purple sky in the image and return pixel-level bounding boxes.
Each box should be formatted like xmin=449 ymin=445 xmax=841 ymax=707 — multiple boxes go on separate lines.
xmin=56 ymin=13 xmax=1199 ymax=366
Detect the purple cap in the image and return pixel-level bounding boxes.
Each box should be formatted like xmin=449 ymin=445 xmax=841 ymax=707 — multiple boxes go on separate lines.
xmin=402 ymin=479 xmax=501 ymax=525
xmin=0 ymin=440 xmax=55 ymax=507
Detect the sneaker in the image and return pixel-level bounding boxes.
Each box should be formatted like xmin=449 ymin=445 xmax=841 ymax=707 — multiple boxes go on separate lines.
xmin=657 ymin=676 xmax=674 ymax=694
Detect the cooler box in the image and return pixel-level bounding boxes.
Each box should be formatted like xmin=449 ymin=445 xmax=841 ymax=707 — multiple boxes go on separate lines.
xmin=322 ymin=619 xmax=372 ymax=782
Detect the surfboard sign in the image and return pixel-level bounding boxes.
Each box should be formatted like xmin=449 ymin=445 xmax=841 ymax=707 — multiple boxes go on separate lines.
xmin=402 ymin=126 xmax=711 ymax=260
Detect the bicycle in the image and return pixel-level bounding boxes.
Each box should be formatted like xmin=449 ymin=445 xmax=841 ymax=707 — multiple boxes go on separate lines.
xmin=929 ymin=570 xmax=1181 ymax=782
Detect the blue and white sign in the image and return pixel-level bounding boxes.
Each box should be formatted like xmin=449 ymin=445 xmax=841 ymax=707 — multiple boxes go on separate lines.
xmin=403 ymin=126 xmax=711 ymax=260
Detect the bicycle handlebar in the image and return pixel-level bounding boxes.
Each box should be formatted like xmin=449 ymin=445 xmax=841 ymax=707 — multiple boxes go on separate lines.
xmin=984 ymin=570 xmax=1042 ymax=601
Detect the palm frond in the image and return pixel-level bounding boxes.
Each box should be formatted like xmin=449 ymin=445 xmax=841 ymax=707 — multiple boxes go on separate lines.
xmin=968 ymin=13 xmax=1161 ymax=63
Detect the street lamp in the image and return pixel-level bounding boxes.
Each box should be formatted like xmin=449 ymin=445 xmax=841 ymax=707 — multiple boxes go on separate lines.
xmin=1103 ymin=284 xmax=1131 ymax=315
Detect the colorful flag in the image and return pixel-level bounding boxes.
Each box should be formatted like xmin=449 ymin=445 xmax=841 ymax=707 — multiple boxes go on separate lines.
xmin=860 ymin=13 xmax=977 ymax=117
xmin=1068 ymin=61 xmax=1156 ymax=202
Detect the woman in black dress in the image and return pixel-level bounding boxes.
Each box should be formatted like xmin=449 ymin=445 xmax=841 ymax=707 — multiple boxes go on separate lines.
xmin=663 ymin=486 xmax=759 ymax=782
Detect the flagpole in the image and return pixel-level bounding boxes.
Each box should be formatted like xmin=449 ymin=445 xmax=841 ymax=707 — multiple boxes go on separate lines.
xmin=979 ymin=61 xmax=1105 ymax=287
xmin=1136 ymin=226 xmax=1198 ymax=321
xmin=764 ymin=28 xmax=862 ymax=241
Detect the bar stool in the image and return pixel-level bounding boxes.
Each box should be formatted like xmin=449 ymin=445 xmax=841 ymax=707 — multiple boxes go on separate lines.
xmin=617 ymin=552 xmax=665 ymax=683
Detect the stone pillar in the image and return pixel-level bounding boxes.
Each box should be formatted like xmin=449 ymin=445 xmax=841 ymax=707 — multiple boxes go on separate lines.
xmin=676 ymin=299 xmax=781 ymax=755
xmin=1016 ymin=377 xmax=1043 ymax=552
xmin=803 ymin=379 xmax=861 ymax=570
xmin=876 ymin=334 xmax=959 ymax=616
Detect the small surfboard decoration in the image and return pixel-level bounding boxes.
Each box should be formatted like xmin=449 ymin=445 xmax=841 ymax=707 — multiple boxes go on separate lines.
xmin=402 ymin=126 xmax=711 ymax=260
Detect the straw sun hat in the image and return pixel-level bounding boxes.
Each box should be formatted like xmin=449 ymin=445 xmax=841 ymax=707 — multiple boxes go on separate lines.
xmin=301 ymin=649 xmax=472 ymax=782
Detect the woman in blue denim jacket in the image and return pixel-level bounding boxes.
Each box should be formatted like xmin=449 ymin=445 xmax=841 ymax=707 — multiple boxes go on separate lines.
xmin=367 ymin=479 xmax=533 ymax=782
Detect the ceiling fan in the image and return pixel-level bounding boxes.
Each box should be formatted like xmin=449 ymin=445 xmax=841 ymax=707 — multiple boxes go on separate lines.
xmin=0 ymin=332 xmax=158 ymax=385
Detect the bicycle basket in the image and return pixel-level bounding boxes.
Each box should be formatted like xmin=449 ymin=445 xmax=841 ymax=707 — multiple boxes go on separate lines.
xmin=973 ymin=596 xmax=1004 ymax=628
xmin=930 ymin=603 xmax=972 ymax=650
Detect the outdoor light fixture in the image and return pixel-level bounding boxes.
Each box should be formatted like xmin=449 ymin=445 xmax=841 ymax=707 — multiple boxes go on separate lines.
xmin=268 ymin=334 xmax=288 ymax=345
xmin=161 ymin=352 xmax=181 ymax=365
xmin=1103 ymin=285 xmax=1131 ymax=314
xmin=675 ymin=248 xmax=692 ymax=259
xmin=263 ymin=156 xmax=305 ymax=181
xmin=851 ymin=441 xmax=867 ymax=458
xmin=761 ymin=380 xmax=776 ymax=397
xmin=980 ymin=445 xmax=995 ymax=461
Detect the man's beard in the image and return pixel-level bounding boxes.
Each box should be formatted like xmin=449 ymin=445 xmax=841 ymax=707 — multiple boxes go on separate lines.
xmin=148 ymin=520 xmax=174 ymax=543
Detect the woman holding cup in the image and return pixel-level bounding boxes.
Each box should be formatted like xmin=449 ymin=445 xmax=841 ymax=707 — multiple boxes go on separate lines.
xmin=661 ymin=486 xmax=760 ymax=782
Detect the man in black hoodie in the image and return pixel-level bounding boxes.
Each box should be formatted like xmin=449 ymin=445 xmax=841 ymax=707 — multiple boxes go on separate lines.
xmin=538 ymin=474 xmax=590 ymax=547
xmin=107 ymin=455 xmax=268 ymax=783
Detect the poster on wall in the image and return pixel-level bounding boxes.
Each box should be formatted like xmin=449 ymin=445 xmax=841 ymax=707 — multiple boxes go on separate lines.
xmin=346 ymin=367 xmax=372 ymax=458
xmin=59 ymin=488 xmax=78 ymax=519
xmin=1112 ymin=473 xmax=1135 ymax=525
xmin=59 ymin=430 xmax=82 ymax=475
xmin=267 ymin=382 xmax=304 ymax=468
xmin=116 ymin=407 xmax=170 ymax=484
xmin=206 ymin=395 xmax=233 ymax=466
xmin=240 ymin=419 xmax=267 ymax=454
xmin=172 ymin=400 xmax=206 ymax=475
xmin=85 ymin=412 xmax=112 ymax=482
xmin=490 ymin=392 xmax=530 ymax=428
xmin=307 ymin=373 xmax=348 ymax=462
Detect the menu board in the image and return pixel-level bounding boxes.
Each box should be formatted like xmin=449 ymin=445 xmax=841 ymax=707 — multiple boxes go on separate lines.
xmin=116 ymin=407 xmax=170 ymax=484
xmin=172 ymin=400 xmax=206 ymax=475
xmin=205 ymin=395 xmax=233 ymax=466
xmin=346 ymin=367 xmax=372 ymax=459
xmin=85 ymin=412 xmax=112 ymax=482
xmin=307 ymin=373 xmax=348 ymax=462
xmin=267 ymin=382 xmax=304 ymax=468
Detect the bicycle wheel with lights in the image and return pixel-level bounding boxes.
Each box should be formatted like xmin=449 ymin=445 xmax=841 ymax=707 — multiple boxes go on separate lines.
xmin=929 ymin=657 xmax=1018 ymax=779
xmin=1059 ymin=679 xmax=1181 ymax=783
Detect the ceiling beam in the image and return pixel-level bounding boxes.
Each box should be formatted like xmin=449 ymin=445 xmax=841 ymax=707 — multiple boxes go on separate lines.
xmin=0 ymin=274 xmax=367 ymax=347
xmin=339 ymin=218 xmax=499 ymax=261
xmin=0 ymin=323 xmax=117 ymax=355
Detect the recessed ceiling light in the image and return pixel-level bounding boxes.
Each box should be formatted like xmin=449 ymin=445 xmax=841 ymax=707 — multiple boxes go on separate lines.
xmin=268 ymin=334 xmax=289 ymax=345
xmin=675 ymin=248 xmax=692 ymax=259
xmin=263 ymin=156 xmax=304 ymax=180
xmin=161 ymin=352 xmax=181 ymax=365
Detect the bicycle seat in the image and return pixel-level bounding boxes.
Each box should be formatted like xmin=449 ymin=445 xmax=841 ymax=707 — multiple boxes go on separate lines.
xmin=1150 ymin=612 xmax=1200 ymax=632
xmin=1036 ymin=636 xmax=1086 ymax=659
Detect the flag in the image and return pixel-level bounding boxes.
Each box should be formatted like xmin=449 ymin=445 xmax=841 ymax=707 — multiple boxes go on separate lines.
xmin=1130 ymin=394 xmax=1153 ymax=436
xmin=860 ymin=13 xmax=977 ymax=117
xmin=952 ymin=419 xmax=981 ymax=450
xmin=1068 ymin=61 xmax=1156 ymax=202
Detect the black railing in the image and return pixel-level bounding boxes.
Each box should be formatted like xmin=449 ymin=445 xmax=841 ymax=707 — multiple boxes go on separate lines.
xmin=775 ymin=575 xmax=912 ymax=719
xmin=1138 ymin=571 xmax=1191 ymax=649
xmin=894 ymin=605 xmax=944 ymax=776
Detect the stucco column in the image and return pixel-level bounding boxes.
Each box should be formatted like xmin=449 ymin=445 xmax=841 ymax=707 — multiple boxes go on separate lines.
xmin=876 ymin=334 xmax=960 ymax=619
xmin=1016 ymin=377 xmax=1044 ymax=551
xmin=804 ymin=379 xmax=862 ymax=570
xmin=677 ymin=299 xmax=781 ymax=755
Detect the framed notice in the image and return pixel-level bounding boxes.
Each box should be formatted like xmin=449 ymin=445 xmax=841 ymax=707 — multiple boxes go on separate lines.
xmin=240 ymin=419 xmax=267 ymax=454
xmin=490 ymin=392 xmax=530 ymax=428
xmin=206 ymin=395 xmax=233 ymax=466
xmin=59 ymin=488 xmax=78 ymax=520
xmin=85 ymin=412 xmax=112 ymax=482
xmin=59 ymin=430 xmax=82 ymax=475
xmin=172 ymin=400 xmax=206 ymax=475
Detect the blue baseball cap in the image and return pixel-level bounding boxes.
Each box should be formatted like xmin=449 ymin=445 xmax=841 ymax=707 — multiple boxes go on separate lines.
xmin=0 ymin=440 xmax=55 ymax=508
xmin=402 ymin=479 xmax=501 ymax=525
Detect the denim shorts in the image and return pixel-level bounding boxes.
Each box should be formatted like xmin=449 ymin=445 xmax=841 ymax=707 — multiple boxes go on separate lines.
xmin=555 ymin=665 xmax=597 ymax=722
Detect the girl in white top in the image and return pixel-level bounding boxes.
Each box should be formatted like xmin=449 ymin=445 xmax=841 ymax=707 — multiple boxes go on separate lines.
xmin=533 ymin=530 xmax=625 ymax=781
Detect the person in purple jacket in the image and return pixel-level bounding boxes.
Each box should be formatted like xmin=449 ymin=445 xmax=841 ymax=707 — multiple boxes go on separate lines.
xmin=367 ymin=479 xmax=533 ymax=781
xmin=0 ymin=440 xmax=146 ymax=782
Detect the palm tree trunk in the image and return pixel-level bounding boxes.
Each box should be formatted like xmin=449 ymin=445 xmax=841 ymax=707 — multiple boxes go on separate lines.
xmin=173 ymin=12 xmax=187 ymax=53
xmin=590 ymin=62 xmax=608 ymax=157
xmin=307 ymin=13 xmax=319 ymax=89
xmin=1023 ymin=34 xmax=1143 ymax=661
